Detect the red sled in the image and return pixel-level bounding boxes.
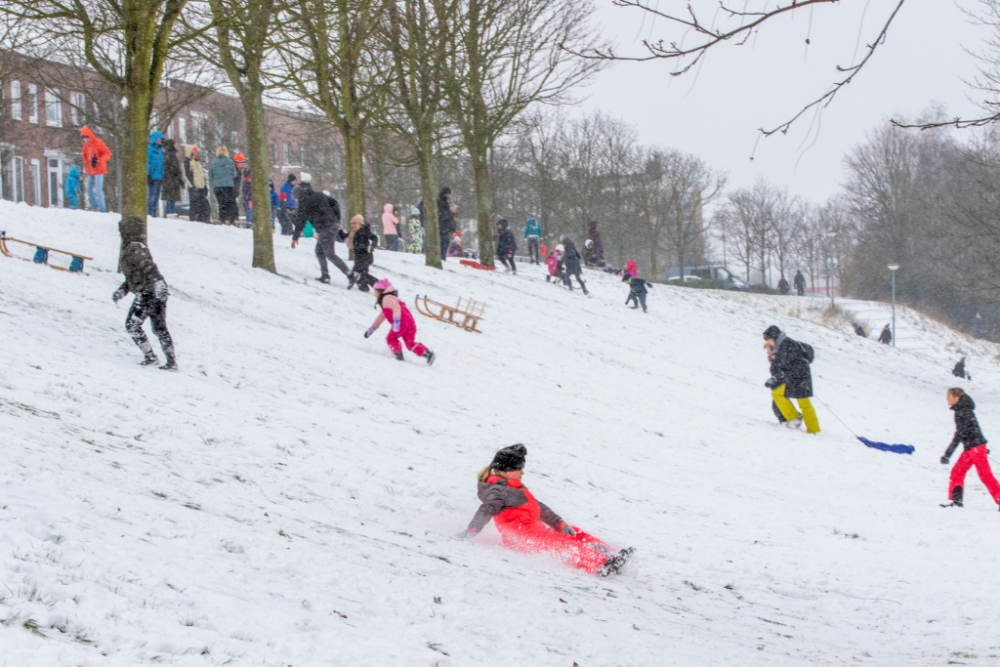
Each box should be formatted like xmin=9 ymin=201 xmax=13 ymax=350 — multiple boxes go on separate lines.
xmin=460 ymin=259 xmax=495 ymax=271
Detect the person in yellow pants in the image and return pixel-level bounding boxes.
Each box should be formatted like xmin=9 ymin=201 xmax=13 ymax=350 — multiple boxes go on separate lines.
xmin=763 ymin=325 xmax=820 ymax=434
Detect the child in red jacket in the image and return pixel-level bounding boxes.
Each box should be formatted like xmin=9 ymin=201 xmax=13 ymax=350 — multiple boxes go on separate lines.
xmin=365 ymin=279 xmax=435 ymax=365
xmin=457 ymin=444 xmax=633 ymax=576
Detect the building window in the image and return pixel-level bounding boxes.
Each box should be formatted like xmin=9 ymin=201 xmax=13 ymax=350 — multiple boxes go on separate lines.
xmin=178 ymin=118 xmax=187 ymax=144
xmin=283 ymin=141 xmax=291 ymax=166
xmin=269 ymin=139 xmax=277 ymax=163
xmin=230 ymin=131 xmax=238 ymax=148
xmin=44 ymin=89 xmax=62 ymax=127
xmin=27 ymin=84 xmax=38 ymax=124
xmin=191 ymin=112 xmax=206 ymax=145
xmin=10 ymin=81 xmax=20 ymax=121
xmin=300 ymin=145 xmax=306 ymax=168
xmin=166 ymin=119 xmax=173 ymax=139
xmin=70 ymin=92 xmax=85 ymax=125
xmin=14 ymin=156 xmax=24 ymax=202
xmin=30 ymin=158 xmax=40 ymax=205
xmin=151 ymin=109 xmax=159 ymax=133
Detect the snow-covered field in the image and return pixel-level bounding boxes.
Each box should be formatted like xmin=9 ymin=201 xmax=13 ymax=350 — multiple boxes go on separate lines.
xmin=2 ymin=201 xmax=999 ymax=666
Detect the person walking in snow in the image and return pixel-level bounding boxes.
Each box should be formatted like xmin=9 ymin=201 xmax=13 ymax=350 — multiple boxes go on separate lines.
xmin=763 ymin=325 xmax=820 ymax=434
xmin=437 ymin=187 xmax=454 ymax=261
xmin=147 ymin=131 xmax=165 ymax=217
xmin=794 ymin=270 xmax=806 ymax=296
xmin=408 ymin=206 xmax=424 ymax=253
xmin=546 ymin=245 xmax=564 ymax=283
xmin=182 ymin=145 xmax=211 ymax=223
xmin=64 ymin=165 xmax=81 ymax=210
xmin=778 ymin=275 xmax=790 ymax=295
xmin=852 ymin=322 xmax=867 ymax=338
xmin=622 ymin=271 xmax=652 ymax=312
xmin=113 ymin=217 xmax=176 ymax=371
xmin=878 ymin=324 xmax=892 ymax=345
xmin=952 ymin=357 xmax=971 ymax=380
xmin=364 ymin=279 xmax=435 ymax=364
xmin=456 ymin=444 xmax=633 ymax=577
xmin=561 ymin=236 xmax=588 ymax=294
xmin=340 ymin=214 xmax=379 ymax=291
xmin=496 ymin=218 xmax=517 ymax=273
xmin=208 ymin=146 xmax=239 ymax=225
xmin=523 ymin=216 xmax=543 ymax=264
xmin=291 ymin=172 xmax=350 ymax=285
xmin=160 ymin=138 xmax=183 ymax=216
xmin=765 ymin=340 xmax=787 ymax=424
xmin=940 ymin=388 xmax=1000 ymax=509
xmin=81 ymin=126 xmax=111 ymax=212
xmin=277 ymin=173 xmax=297 ymax=235
xmin=381 ymin=203 xmax=399 ymax=251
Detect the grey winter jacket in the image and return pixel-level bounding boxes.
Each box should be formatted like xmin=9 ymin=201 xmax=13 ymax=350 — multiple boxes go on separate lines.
xmin=467 ymin=477 xmax=564 ymax=534
xmin=118 ymin=242 xmax=165 ymax=296
xmin=207 ymin=155 xmax=239 ymax=189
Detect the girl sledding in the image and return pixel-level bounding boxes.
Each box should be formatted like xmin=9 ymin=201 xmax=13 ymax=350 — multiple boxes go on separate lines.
xmin=457 ymin=444 xmax=633 ymax=577
xmin=365 ymin=279 xmax=436 ymax=365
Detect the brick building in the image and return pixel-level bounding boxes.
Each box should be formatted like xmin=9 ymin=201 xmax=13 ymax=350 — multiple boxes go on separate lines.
xmin=0 ymin=51 xmax=342 ymax=213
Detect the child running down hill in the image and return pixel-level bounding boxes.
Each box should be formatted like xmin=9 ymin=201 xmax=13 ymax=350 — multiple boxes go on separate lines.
xmin=457 ymin=444 xmax=633 ymax=577
xmin=365 ymin=279 xmax=435 ymax=365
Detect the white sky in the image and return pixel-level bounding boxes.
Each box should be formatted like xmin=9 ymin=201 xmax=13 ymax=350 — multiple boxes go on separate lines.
xmin=578 ymin=0 xmax=990 ymax=203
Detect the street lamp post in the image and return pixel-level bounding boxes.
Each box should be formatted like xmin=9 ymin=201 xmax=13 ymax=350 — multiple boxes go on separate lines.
xmin=826 ymin=231 xmax=838 ymax=307
xmin=888 ymin=264 xmax=900 ymax=347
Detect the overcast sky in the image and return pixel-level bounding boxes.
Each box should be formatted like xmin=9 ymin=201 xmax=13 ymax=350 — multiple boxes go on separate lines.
xmin=577 ymin=0 xmax=990 ymax=204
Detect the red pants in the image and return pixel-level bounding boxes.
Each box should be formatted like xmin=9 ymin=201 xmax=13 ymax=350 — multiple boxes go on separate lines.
xmin=498 ymin=522 xmax=613 ymax=574
xmin=950 ymin=445 xmax=1000 ymax=504
xmin=386 ymin=316 xmax=426 ymax=356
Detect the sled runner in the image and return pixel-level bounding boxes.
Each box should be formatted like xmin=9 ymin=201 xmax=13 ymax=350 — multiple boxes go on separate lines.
xmin=0 ymin=231 xmax=92 ymax=273
xmin=414 ymin=295 xmax=485 ymax=333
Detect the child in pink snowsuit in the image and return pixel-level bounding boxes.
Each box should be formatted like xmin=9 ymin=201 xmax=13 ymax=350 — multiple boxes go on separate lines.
xmin=365 ymin=279 xmax=436 ymax=364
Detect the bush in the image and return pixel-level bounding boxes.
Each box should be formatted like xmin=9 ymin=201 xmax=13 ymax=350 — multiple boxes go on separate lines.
xmin=747 ymin=284 xmax=780 ymax=295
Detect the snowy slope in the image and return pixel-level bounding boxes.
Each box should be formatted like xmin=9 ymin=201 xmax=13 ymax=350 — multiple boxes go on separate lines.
xmin=2 ymin=201 xmax=999 ymax=667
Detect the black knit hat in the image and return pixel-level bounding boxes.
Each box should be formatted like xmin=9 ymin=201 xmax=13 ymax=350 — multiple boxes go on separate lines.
xmin=491 ymin=444 xmax=527 ymax=472
xmin=286 ymin=173 xmax=297 ymax=183
xmin=763 ymin=325 xmax=782 ymax=340
xmin=119 ymin=216 xmax=146 ymax=244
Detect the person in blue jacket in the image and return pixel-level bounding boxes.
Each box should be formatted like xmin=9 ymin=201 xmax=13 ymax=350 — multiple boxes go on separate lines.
xmin=277 ymin=173 xmax=297 ymax=235
xmin=146 ymin=131 xmax=165 ymax=217
xmin=523 ymin=216 xmax=543 ymax=264
xmin=269 ymin=178 xmax=280 ymax=230
xmin=64 ymin=165 xmax=81 ymax=210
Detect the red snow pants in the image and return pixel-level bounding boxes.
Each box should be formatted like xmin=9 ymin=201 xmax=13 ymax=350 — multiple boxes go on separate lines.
xmin=949 ymin=445 xmax=1000 ymax=504
xmin=497 ymin=524 xmax=614 ymax=574
xmin=383 ymin=303 xmax=426 ymax=356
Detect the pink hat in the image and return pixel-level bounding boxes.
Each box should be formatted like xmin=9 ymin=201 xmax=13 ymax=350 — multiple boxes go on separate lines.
xmin=373 ymin=278 xmax=394 ymax=291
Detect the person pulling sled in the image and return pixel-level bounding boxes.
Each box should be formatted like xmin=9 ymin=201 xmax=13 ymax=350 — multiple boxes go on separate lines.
xmin=763 ymin=325 xmax=819 ymax=434
xmin=113 ymin=216 xmax=177 ymax=371
xmin=457 ymin=444 xmax=633 ymax=577
xmin=940 ymin=388 xmax=1000 ymax=509
xmin=364 ymin=279 xmax=435 ymax=364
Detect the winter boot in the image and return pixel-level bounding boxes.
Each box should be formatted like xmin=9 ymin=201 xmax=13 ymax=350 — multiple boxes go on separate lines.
xmin=941 ymin=486 xmax=964 ymax=508
xmin=347 ymin=272 xmax=358 ymax=290
xmin=160 ymin=359 xmax=178 ymax=372
xmin=394 ymin=351 xmax=404 ymax=361
xmin=139 ymin=354 xmax=159 ymax=367
xmin=598 ymin=547 xmax=635 ymax=577
xmin=423 ymin=349 xmax=436 ymax=366
xmin=315 ymin=275 xmax=331 ymax=284
xmin=785 ymin=416 xmax=804 ymax=430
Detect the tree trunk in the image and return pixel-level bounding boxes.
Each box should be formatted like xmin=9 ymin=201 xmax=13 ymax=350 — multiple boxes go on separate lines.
xmin=417 ymin=127 xmax=441 ymax=268
xmin=120 ymin=91 xmax=149 ymax=225
xmin=342 ymin=122 xmax=366 ymax=219
xmin=470 ymin=146 xmax=494 ymax=266
xmin=243 ymin=91 xmax=276 ymax=272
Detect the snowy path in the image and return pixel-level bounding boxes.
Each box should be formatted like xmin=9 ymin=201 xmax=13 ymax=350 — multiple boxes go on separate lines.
xmin=1 ymin=202 xmax=999 ymax=666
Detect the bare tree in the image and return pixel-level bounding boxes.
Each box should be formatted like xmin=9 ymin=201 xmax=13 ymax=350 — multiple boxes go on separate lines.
xmin=443 ymin=0 xmax=604 ymax=265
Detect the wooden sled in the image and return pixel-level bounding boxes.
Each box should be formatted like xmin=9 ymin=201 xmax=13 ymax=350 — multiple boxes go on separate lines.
xmin=459 ymin=259 xmax=495 ymax=271
xmin=0 ymin=231 xmax=92 ymax=273
xmin=414 ymin=295 xmax=486 ymax=333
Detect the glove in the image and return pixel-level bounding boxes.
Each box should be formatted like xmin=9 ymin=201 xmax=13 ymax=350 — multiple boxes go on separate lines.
xmin=560 ymin=523 xmax=576 ymax=537
xmin=90 ymin=156 xmax=98 ymax=169
xmin=941 ymin=456 xmax=950 ymax=465
xmin=153 ymin=280 xmax=168 ymax=301
xmin=392 ymin=317 xmax=401 ymax=333
xmin=764 ymin=377 xmax=781 ymax=389
xmin=364 ymin=326 xmax=376 ymax=338
xmin=112 ymin=289 xmax=125 ymax=303
xmin=455 ymin=529 xmax=475 ymax=539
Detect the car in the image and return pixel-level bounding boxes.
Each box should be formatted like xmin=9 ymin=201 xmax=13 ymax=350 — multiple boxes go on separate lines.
xmin=666 ymin=264 xmax=751 ymax=291
xmin=667 ymin=274 xmax=702 ymax=283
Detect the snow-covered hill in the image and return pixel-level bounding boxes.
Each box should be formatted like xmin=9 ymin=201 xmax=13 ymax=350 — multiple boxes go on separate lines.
xmin=2 ymin=202 xmax=999 ymax=666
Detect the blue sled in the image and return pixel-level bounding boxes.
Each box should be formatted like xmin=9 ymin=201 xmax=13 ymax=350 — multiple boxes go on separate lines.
xmin=858 ymin=437 xmax=915 ymax=455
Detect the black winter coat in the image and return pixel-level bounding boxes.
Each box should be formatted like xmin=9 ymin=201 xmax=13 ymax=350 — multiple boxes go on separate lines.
xmin=497 ymin=229 xmax=516 ymax=256
xmin=778 ymin=278 xmax=790 ymax=295
xmin=794 ymin=272 xmax=806 ymax=290
xmin=339 ymin=223 xmax=378 ymax=257
xmin=773 ymin=333 xmax=813 ymax=399
xmin=161 ymin=140 xmax=184 ymax=201
xmin=293 ymin=183 xmax=336 ymax=240
xmin=952 ymin=360 xmax=966 ymax=378
xmin=563 ymin=240 xmax=582 ymax=273
xmin=437 ymin=191 xmax=454 ymax=236
xmin=623 ymin=275 xmax=650 ymax=295
xmin=944 ymin=394 xmax=987 ymax=458
xmin=118 ymin=242 xmax=164 ymax=295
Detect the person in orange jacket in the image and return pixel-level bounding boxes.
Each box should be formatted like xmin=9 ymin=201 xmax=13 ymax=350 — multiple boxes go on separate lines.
xmin=81 ymin=126 xmax=112 ymax=212
xmin=457 ymin=444 xmax=634 ymax=576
